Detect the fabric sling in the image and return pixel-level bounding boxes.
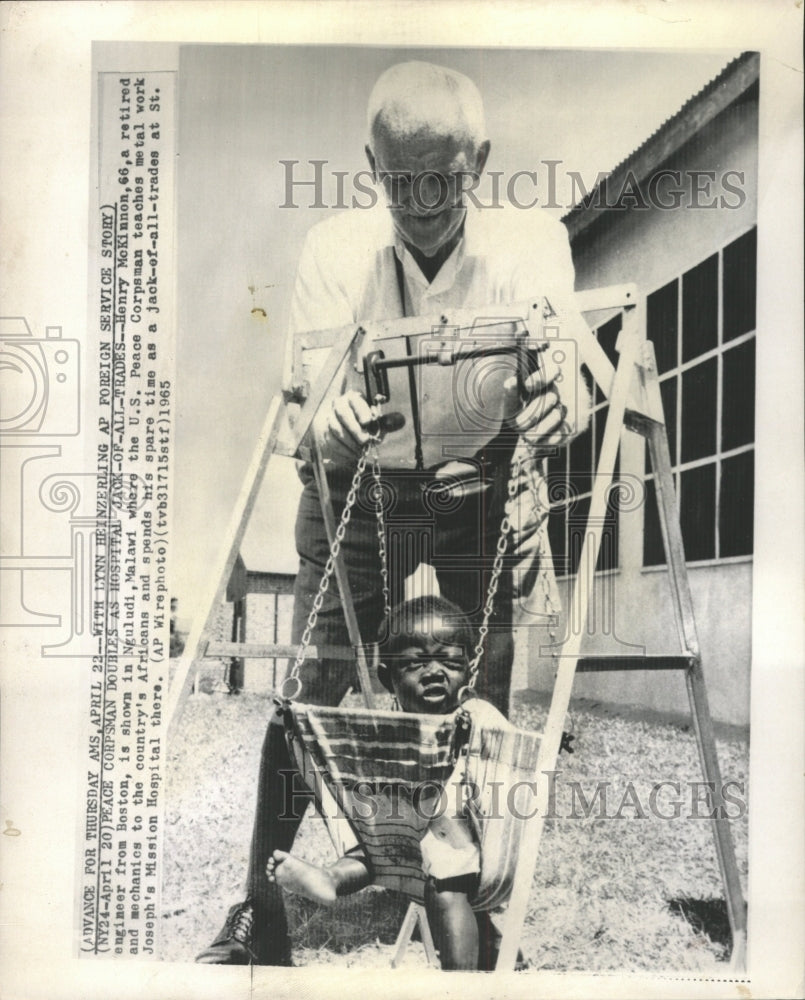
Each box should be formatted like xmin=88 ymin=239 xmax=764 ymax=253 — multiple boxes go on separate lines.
xmin=282 ymin=702 xmax=542 ymax=911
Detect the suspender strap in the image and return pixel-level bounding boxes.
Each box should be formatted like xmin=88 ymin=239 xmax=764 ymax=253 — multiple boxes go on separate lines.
xmin=393 ymin=249 xmax=407 ymax=317
xmin=393 ymin=249 xmax=425 ymax=471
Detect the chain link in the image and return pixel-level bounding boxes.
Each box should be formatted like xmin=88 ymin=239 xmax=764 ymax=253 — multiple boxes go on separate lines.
xmin=522 ymin=451 xmax=564 ymax=739
xmin=369 ymin=441 xmax=391 ymax=620
xmin=467 ymin=451 xmax=522 ymax=688
xmin=516 ymin=451 xmax=561 ymax=687
xmin=528 ymin=455 xmax=561 ymax=681
xmin=287 ymin=436 xmax=375 ymax=695
xmin=287 ymin=417 xmax=557 ymax=701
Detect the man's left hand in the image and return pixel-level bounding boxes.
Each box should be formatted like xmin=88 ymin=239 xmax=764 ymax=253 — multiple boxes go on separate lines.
xmin=502 ymin=352 xmax=585 ymax=452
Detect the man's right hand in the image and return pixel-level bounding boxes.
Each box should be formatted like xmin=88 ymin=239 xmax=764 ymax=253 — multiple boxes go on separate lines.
xmin=312 ymin=390 xmax=405 ymax=465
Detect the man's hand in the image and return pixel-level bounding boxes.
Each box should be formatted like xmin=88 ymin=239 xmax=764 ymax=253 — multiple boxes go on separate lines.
xmin=313 ymin=390 xmax=405 ymax=465
xmin=502 ymin=350 xmax=589 ymax=452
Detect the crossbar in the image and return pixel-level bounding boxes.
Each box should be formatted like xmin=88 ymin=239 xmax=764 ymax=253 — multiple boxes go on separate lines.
xmin=576 ymin=654 xmax=696 ymax=672
xmin=205 ymin=641 xmax=355 ymax=661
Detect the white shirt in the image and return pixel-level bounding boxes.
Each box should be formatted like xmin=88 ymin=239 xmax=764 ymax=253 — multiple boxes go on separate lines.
xmin=419 ymin=698 xmax=513 ymax=881
xmin=283 ymin=202 xmax=589 ymax=471
xmin=284 ymin=201 xmax=585 ymax=388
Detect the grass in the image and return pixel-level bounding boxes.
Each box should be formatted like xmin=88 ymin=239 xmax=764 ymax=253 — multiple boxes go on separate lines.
xmin=162 ymin=672 xmax=748 ymax=972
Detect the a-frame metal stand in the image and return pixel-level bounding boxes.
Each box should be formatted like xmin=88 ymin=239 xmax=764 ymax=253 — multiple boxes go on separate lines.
xmin=493 ymin=287 xmax=747 ymax=970
xmin=166 ymin=287 xmax=746 ymax=972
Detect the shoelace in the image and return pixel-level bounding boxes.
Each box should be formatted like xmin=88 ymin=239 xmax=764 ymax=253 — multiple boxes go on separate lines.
xmin=229 ymin=904 xmax=254 ymax=945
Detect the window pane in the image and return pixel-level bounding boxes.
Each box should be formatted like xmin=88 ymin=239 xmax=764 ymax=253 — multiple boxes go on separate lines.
xmin=642 ymin=478 xmax=665 ymax=567
xmin=596 ymin=314 xmax=622 ymax=367
xmin=594 ymin=406 xmax=605 ymax=466
xmin=566 ymin=495 xmax=590 ymax=578
xmin=568 ymin=424 xmax=593 ymax=500
xmin=720 ymin=451 xmax=754 ymax=557
xmin=594 ymin=405 xmax=620 ymax=482
xmin=659 ymin=376 xmax=677 ymax=466
xmin=723 ymin=228 xmax=757 ymax=342
xmin=681 ymin=358 xmax=717 ymax=463
xmin=547 ymin=448 xmax=567 ymax=495
xmin=682 ymin=254 xmax=718 ymax=363
xmin=680 ymin=463 xmax=716 ymax=561
xmin=596 ymin=485 xmax=619 ymax=572
xmin=586 ymin=360 xmax=606 ymax=407
xmin=647 ymin=279 xmax=678 ymax=375
xmin=547 ymin=506 xmax=567 ymax=577
xmin=722 ymin=338 xmax=755 ymax=451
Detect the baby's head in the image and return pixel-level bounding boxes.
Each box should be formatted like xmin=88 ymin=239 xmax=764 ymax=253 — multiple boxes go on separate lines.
xmin=377 ymin=596 xmax=473 ymax=714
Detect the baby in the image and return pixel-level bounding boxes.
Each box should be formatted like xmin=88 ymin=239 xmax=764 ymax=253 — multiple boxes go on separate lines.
xmin=267 ymin=595 xmax=510 ymax=970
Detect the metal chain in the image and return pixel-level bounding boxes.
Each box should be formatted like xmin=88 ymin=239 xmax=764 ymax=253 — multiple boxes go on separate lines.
xmin=531 ymin=457 xmax=560 ymax=678
xmin=466 ymin=336 xmax=551 ymax=687
xmin=286 ymin=437 xmax=374 ymax=696
xmin=369 ymin=440 xmax=391 ymax=620
xmin=526 ymin=451 xmax=565 ymax=736
xmin=286 ymin=416 xmax=558 ymax=701
xmin=468 ymin=451 xmax=522 ymax=688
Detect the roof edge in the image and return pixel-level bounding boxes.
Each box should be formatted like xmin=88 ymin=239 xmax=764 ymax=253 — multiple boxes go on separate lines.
xmin=562 ymin=52 xmax=760 ymax=241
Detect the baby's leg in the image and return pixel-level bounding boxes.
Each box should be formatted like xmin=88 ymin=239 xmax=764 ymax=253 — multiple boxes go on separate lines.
xmin=475 ymin=910 xmax=529 ymax=971
xmin=266 ymin=849 xmax=371 ymax=905
xmin=424 ymin=877 xmax=479 ymax=970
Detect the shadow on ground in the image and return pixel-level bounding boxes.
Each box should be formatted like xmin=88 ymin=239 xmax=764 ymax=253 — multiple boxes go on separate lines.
xmin=287 ymin=887 xmax=410 ymax=952
xmin=668 ymin=897 xmax=732 ymax=953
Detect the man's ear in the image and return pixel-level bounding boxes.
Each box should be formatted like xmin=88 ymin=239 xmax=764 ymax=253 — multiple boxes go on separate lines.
xmin=473 ymin=140 xmax=491 ymax=177
xmin=365 ymin=144 xmax=378 ymax=183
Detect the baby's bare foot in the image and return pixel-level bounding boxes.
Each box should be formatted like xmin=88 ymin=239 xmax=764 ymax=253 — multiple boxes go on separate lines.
xmin=266 ymin=849 xmax=337 ymax=905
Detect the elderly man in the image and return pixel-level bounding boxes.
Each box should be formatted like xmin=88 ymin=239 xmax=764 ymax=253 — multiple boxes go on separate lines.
xmin=197 ymin=60 xmax=588 ymax=967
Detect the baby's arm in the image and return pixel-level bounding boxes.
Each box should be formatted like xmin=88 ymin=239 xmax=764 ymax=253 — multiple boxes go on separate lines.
xmin=267 ymin=848 xmax=371 ymax=905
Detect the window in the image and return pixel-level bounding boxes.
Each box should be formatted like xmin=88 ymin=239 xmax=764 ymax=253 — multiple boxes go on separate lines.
xmin=643 ymin=227 xmax=756 ymax=566
xmin=547 ymin=314 xmax=621 ymax=578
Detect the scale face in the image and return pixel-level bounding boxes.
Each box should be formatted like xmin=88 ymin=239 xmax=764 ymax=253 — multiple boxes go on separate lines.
xmin=360 ymin=318 xmax=527 ymax=469
xmin=277 ymin=299 xmax=565 ymax=467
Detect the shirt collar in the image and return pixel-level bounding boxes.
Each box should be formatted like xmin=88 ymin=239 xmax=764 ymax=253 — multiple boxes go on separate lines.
xmin=391 ymin=205 xmax=477 ymax=294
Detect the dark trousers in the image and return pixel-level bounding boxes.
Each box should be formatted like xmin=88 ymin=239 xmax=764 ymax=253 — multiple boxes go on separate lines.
xmin=245 ymin=450 xmax=516 ymax=964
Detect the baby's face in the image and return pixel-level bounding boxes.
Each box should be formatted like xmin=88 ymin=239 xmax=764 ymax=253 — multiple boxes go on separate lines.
xmin=389 ymin=621 xmax=470 ymax=714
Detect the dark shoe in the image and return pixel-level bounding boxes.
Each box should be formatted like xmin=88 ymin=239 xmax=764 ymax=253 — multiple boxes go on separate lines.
xmin=195 ymin=901 xmax=255 ymax=964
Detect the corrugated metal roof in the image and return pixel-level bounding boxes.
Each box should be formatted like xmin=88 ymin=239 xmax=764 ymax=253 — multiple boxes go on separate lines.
xmin=563 ymin=51 xmax=760 ymax=239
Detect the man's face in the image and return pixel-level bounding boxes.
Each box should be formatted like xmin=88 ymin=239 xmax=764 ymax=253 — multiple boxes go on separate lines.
xmin=367 ymin=130 xmax=489 ymax=258
xmin=387 ymin=619 xmax=470 ymax=714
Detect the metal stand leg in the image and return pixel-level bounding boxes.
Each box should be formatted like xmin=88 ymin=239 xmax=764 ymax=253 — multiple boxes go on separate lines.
xmin=645 ymin=406 xmax=747 ymax=965
xmin=496 ymin=332 xmax=747 ymax=971
xmin=392 ymin=902 xmax=438 ymax=968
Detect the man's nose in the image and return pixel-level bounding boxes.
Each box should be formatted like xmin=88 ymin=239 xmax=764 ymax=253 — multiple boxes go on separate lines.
xmin=412 ymin=173 xmax=449 ymax=214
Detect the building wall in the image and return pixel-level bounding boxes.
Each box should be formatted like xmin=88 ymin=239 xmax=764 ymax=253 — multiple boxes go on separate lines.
xmin=570 ymin=94 xmax=758 ymax=297
xmin=524 ymin=562 xmax=752 ymax=725
xmin=525 ymin=93 xmax=758 ymax=726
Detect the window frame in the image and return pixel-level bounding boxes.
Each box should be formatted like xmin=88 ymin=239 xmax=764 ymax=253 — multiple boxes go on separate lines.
xmin=643 ymin=225 xmax=757 ymax=569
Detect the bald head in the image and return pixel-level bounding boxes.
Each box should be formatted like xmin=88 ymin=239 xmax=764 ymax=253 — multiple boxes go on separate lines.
xmin=367 ymin=61 xmax=487 ymax=152
xmin=365 ymin=61 xmax=490 ymax=267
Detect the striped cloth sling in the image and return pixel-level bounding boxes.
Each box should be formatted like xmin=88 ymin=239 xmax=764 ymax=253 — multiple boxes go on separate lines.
xmin=282 ymin=702 xmax=543 ymax=912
